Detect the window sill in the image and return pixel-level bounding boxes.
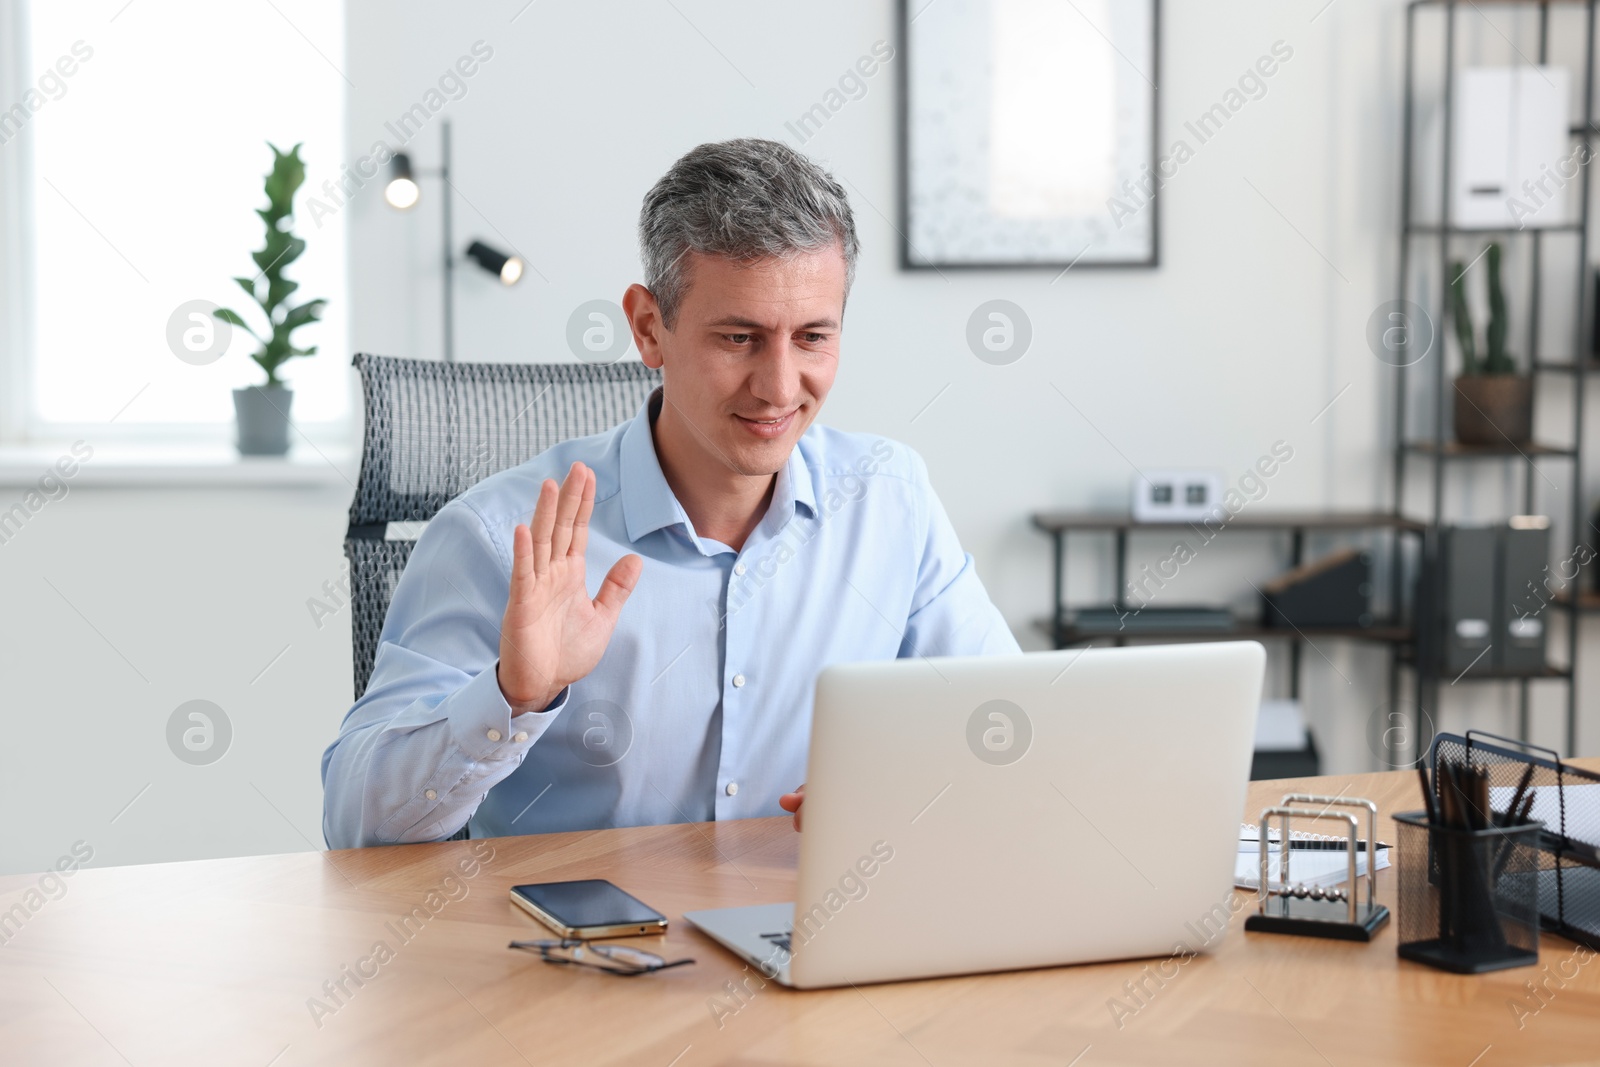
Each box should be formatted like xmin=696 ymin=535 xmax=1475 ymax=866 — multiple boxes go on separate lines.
xmin=0 ymin=442 xmax=358 ymax=489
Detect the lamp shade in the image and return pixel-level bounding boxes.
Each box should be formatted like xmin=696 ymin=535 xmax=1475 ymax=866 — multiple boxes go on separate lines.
xmin=384 ymin=153 xmax=420 ymax=210
xmin=465 ymin=240 xmax=524 ymax=285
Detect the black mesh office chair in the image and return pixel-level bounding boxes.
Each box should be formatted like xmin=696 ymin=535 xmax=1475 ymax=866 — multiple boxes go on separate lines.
xmin=344 ymin=352 xmax=662 ymax=700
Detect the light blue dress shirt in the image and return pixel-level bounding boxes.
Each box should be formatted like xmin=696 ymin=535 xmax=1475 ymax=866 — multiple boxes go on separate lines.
xmin=321 ymin=389 xmax=1019 ymax=848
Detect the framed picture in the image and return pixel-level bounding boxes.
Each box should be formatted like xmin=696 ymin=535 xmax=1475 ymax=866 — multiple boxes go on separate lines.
xmin=898 ymin=0 xmax=1160 ymax=270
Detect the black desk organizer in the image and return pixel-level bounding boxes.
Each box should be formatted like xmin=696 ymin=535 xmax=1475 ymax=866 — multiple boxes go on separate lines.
xmin=1429 ymin=731 xmax=1600 ymax=951
xmin=1394 ymin=811 xmax=1541 ymax=973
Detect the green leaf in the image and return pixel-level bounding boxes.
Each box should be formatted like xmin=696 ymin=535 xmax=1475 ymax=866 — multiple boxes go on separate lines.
xmin=279 ymin=298 xmax=326 ymax=334
xmin=263 ymin=141 xmax=308 ymax=215
xmin=213 ymin=306 xmax=262 ymax=342
xmin=265 ymin=275 xmax=300 ymax=314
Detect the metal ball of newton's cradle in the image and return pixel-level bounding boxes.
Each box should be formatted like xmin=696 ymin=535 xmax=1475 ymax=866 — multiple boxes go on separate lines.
xmin=1279 ymin=882 xmax=1350 ymax=903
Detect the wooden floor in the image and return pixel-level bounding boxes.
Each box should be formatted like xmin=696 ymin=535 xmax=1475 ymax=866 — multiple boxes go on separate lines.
xmin=2 ymin=764 xmax=1599 ymax=1066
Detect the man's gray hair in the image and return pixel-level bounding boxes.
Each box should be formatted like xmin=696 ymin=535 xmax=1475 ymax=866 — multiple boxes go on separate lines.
xmin=638 ymin=138 xmax=859 ymax=329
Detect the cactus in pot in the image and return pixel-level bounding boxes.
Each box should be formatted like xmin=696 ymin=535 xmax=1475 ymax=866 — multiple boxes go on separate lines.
xmin=1450 ymin=242 xmax=1531 ymax=445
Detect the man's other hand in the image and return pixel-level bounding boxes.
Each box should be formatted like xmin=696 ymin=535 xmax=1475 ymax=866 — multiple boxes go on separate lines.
xmin=778 ymin=784 xmax=804 ymax=831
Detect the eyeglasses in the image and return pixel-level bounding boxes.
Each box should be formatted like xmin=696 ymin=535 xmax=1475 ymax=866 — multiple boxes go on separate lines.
xmin=508 ymin=938 xmax=695 ymax=977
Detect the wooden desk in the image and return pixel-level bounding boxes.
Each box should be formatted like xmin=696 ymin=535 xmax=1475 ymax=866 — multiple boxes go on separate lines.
xmin=4 ymin=765 xmax=1599 ymax=1067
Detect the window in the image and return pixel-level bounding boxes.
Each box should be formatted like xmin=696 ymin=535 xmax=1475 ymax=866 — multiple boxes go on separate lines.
xmin=3 ymin=0 xmax=348 ymax=442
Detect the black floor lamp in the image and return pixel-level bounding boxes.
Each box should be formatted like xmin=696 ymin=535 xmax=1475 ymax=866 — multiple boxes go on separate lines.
xmin=383 ymin=118 xmax=523 ymax=362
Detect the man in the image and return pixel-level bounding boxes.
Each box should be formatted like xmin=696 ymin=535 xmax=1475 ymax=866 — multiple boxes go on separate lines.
xmin=321 ymin=138 xmax=1018 ymax=849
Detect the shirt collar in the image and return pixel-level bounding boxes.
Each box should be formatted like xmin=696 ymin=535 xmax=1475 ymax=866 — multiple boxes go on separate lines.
xmin=619 ymin=387 xmax=817 ymax=545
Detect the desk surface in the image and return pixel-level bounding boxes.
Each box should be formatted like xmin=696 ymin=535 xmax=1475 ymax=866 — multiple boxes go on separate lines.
xmin=4 ymin=765 xmax=1600 ymax=1067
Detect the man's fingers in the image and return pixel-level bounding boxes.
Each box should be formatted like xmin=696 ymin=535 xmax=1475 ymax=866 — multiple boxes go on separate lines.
xmin=569 ymin=467 xmax=597 ymax=559
xmin=549 ymin=462 xmax=587 ymax=559
xmin=593 ymin=554 xmax=643 ymax=619
xmin=528 ymin=479 xmax=559 ymax=577
xmin=509 ymin=523 xmax=534 ymax=601
xmin=779 ymin=785 xmax=805 ymax=831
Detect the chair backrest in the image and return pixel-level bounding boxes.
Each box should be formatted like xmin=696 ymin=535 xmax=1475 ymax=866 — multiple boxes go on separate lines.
xmin=344 ymin=353 xmax=662 ymax=698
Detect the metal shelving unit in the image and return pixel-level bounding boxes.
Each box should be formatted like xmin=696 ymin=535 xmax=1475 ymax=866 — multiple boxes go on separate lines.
xmin=1030 ymin=512 xmax=1424 ymax=705
xmin=1394 ymin=0 xmax=1594 ymax=759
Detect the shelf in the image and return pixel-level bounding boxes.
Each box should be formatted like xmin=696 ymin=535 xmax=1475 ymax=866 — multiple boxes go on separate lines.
xmin=1393 ymin=649 xmax=1572 ymax=680
xmin=1402 ymin=440 xmax=1576 ymax=458
xmin=1397 ymin=658 xmax=1574 ymax=681
xmin=1411 ymin=0 xmax=1598 ymax=9
xmin=1535 ymin=359 xmax=1600 ymax=375
xmin=1451 ymin=665 xmax=1574 ymax=681
xmin=1406 ymin=223 xmax=1584 ymax=235
xmin=1033 ymin=617 xmax=1414 ymax=646
xmin=1029 ymin=510 xmax=1426 ymax=535
xmin=0 ymin=442 xmax=358 ymax=488
xmin=1554 ymin=589 xmax=1600 ymax=613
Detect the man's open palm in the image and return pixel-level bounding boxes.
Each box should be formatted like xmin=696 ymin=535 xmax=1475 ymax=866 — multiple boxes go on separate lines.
xmin=497 ymin=461 xmax=642 ymax=714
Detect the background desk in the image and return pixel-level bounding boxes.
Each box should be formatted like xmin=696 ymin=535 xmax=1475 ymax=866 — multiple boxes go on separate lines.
xmin=3 ymin=765 xmax=1599 ymax=1067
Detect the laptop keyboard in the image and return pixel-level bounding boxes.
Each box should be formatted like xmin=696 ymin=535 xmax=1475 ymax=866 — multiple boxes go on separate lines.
xmin=760 ymin=931 xmax=792 ymax=954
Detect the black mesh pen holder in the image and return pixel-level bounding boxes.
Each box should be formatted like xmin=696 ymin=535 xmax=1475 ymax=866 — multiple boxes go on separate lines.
xmin=1431 ymin=731 xmax=1600 ymax=950
xmin=1394 ymin=811 xmax=1541 ymax=973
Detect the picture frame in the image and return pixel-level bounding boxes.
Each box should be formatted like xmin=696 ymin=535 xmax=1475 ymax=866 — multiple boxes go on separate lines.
xmin=898 ymin=0 xmax=1161 ymax=270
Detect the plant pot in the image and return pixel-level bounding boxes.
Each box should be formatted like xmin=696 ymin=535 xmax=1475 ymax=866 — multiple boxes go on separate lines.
xmin=1453 ymin=375 xmax=1532 ymax=446
xmin=233 ymin=385 xmax=293 ymax=456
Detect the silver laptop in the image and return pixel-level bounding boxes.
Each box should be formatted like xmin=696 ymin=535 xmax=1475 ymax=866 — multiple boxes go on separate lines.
xmin=684 ymin=641 xmax=1265 ymax=989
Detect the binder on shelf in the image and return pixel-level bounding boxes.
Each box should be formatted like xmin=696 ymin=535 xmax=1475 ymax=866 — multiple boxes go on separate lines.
xmin=1438 ymin=526 xmax=1498 ymax=675
xmin=1260 ymin=548 xmax=1373 ymax=629
xmin=1449 ymin=67 xmax=1571 ymax=230
xmin=1500 ymin=522 xmax=1551 ymax=674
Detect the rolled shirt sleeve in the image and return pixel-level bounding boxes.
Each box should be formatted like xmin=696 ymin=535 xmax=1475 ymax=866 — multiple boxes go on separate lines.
xmin=320 ymin=498 xmax=567 ymax=848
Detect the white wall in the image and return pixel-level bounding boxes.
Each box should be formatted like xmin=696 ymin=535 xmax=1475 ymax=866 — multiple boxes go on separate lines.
xmin=0 ymin=480 xmax=355 ymax=875
xmin=5 ymin=0 xmax=1598 ymax=876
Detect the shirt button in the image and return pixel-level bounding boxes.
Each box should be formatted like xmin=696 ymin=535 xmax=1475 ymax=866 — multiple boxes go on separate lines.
xmin=726 ymin=782 xmax=739 ymax=796
xmin=486 ymin=728 xmax=502 ymax=742
xmin=424 ymin=789 xmax=438 ymax=800
xmin=512 ymin=731 xmax=528 ymax=743
xmin=732 ymin=673 xmax=746 ymax=688
xmin=734 ymin=561 xmax=747 ymax=576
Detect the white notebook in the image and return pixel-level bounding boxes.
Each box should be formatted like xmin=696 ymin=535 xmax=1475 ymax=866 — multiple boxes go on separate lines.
xmin=1234 ymin=822 xmax=1391 ymax=890
xmin=1488 ymin=783 xmax=1600 ymax=841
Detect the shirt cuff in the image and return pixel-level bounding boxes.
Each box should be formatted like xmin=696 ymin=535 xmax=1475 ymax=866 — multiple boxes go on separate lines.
xmin=448 ymin=667 xmax=568 ymax=761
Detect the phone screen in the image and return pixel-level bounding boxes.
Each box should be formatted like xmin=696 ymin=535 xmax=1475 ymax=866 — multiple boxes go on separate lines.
xmin=511 ymin=879 xmax=666 ymax=929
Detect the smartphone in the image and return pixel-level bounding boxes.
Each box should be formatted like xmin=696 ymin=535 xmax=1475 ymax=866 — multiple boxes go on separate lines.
xmin=509 ymin=879 xmax=668 ymax=939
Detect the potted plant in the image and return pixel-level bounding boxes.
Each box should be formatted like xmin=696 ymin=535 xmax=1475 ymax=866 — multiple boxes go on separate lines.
xmin=1448 ymin=242 xmax=1532 ymax=445
xmin=214 ymin=142 xmax=326 ymax=456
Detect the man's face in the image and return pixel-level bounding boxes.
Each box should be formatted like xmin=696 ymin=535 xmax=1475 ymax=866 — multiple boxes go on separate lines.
xmin=629 ymin=244 xmax=845 ymax=478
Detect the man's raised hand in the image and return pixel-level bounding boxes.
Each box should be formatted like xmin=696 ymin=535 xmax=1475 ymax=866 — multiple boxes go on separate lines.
xmin=496 ymin=461 xmax=642 ymax=715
